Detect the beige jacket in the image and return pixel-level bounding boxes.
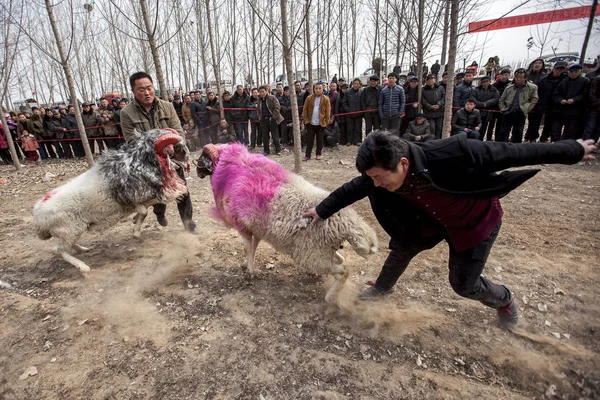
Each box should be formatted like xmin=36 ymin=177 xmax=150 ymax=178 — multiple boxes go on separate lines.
xmin=120 ymin=97 xmax=183 ymax=143
xmin=499 ymin=82 xmax=539 ymax=115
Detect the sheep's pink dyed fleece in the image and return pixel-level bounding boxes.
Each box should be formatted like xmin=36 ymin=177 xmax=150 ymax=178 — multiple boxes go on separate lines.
xmin=210 ymin=143 xmax=289 ymax=233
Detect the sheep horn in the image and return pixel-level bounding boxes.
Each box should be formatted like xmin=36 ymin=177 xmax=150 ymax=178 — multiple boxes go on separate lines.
xmin=155 ymin=133 xmax=182 ymax=155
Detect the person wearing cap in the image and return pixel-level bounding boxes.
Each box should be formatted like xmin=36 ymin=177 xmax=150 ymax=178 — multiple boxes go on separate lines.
xmin=524 ymin=61 xmax=567 ymax=143
xmin=120 ymin=71 xmax=198 ymax=234
xmin=303 ymin=130 xmax=596 ymax=331
xmin=336 ymin=83 xmax=349 ymax=144
xmin=473 ymin=76 xmax=499 ymax=140
xmin=421 ymin=74 xmax=446 ymax=139
xmin=486 ymin=69 xmax=512 ymax=141
xmin=340 ymin=78 xmax=364 ymax=146
xmin=453 ymin=70 xmax=476 ymax=108
xmin=526 ymin=58 xmax=547 ymax=83
xmin=497 ymin=68 xmax=539 ymax=143
xmin=455 ymin=72 xmax=465 ymax=87
xmin=190 ymin=91 xmax=208 ymax=137
xmin=403 ymin=72 xmax=416 ymax=91
xmin=378 ymin=72 xmax=405 ymax=134
xmin=81 ymin=102 xmax=105 ymax=154
xmin=221 ymin=91 xmax=234 ymax=123
xmin=172 ymin=94 xmax=183 ymax=121
xmin=403 ymin=113 xmax=432 ymax=142
xmin=361 ymin=75 xmax=382 ymax=136
xmin=400 ymin=77 xmax=420 ymax=137
xmin=46 ymin=109 xmax=71 ymax=158
xmin=551 ymin=64 xmax=590 ymax=141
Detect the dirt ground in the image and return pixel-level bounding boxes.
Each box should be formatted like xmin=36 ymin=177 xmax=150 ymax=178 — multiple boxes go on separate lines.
xmin=0 ymin=145 xmax=599 ymax=400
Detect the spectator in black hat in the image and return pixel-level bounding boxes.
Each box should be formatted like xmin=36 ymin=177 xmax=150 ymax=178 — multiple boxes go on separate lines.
xmin=221 ymin=91 xmax=234 ymax=123
xmin=421 ymin=74 xmax=445 ymax=139
xmin=172 ymin=94 xmax=183 ymax=120
xmin=473 ymin=75 xmax=499 ymax=140
xmin=337 ymin=83 xmax=349 ymax=144
xmin=403 ymin=72 xmax=416 ymax=91
xmin=400 ymin=77 xmax=419 ymax=136
xmin=361 ymin=74 xmax=382 ymax=136
xmin=486 ymin=69 xmax=512 ymax=141
xmin=551 ymin=63 xmax=590 ymax=141
xmin=340 ymin=78 xmax=363 ymax=145
xmin=403 ymin=113 xmax=432 ymax=142
xmin=525 ymin=61 xmax=567 ymax=143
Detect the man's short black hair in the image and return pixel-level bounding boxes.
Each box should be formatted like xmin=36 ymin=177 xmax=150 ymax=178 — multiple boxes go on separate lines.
xmin=258 ymin=86 xmax=267 ymax=91
xmin=129 ymin=71 xmax=153 ymax=89
xmin=236 ymin=85 xmax=243 ymax=89
xmin=514 ymin=68 xmax=527 ymax=78
xmin=356 ymin=130 xmax=410 ymax=173
xmin=465 ymin=98 xmax=476 ymax=105
xmin=387 ymin=72 xmax=399 ymax=79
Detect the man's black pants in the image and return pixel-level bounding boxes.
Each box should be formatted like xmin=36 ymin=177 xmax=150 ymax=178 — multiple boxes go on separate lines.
xmin=260 ymin=117 xmax=280 ymax=154
xmin=347 ymin=116 xmax=362 ymax=144
xmin=305 ymin=123 xmax=324 ymax=158
xmin=364 ymin=113 xmax=380 ymax=136
xmin=381 ymin=116 xmax=401 ymax=134
xmin=375 ymin=223 xmax=510 ymax=309
xmin=496 ymin=111 xmax=525 ymax=143
xmin=153 ymin=167 xmax=194 ymax=229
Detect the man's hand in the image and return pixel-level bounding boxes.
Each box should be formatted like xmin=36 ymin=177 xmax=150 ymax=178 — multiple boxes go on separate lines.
xmin=577 ymin=139 xmax=597 ymax=161
xmin=465 ymin=128 xmax=471 ymax=133
xmin=567 ymin=99 xmax=574 ymax=105
xmin=432 ymin=105 xmax=439 ymax=110
xmin=302 ymin=207 xmax=322 ymax=225
xmin=415 ymin=135 xmax=421 ymax=141
xmin=475 ymin=127 xmax=480 ymax=131
xmin=561 ymin=99 xmax=568 ymax=105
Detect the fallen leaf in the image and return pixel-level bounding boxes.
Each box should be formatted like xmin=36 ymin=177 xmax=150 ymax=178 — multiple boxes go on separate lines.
xmin=19 ymin=366 xmax=38 ymax=380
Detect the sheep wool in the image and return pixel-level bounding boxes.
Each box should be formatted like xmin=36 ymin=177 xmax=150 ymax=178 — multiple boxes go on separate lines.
xmin=201 ymin=143 xmax=378 ymax=303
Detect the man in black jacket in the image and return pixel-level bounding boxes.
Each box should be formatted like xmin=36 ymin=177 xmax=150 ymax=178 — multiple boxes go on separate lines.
xmin=487 ymin=69 xmax=511 ymax=141
xmin=451 ymin=99 xmax=482 ymax=139
xmin=421 ymin=75 xmax=445 ymax=139
xmin=232 ymin=85 xmax=250 ymax=145
xmin=341 ymin=78 xmax=363 ymax=145
xmin=473 ymin=76 xmax=499 ymax=140
xmin=303 ymin=131 xmax=596 ymax=330
xmin=361 ymin=75 xmax=382 ymax=136
xmin=525 ymin=61 xmax=567 ymax=143
xmin=401 ymin=77 xmax=419 ymax=136
xmin=551 ymin=64 xmax=590 ymax=141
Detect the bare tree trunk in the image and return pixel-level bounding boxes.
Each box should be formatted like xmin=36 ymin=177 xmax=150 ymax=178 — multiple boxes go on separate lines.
xmin=580 ymin=0 xmax=597 ymax=67
xmin=280 ymin=0 xmax=302 ymax=173
xmin=44 ymin=0 xmax=94 ymax=166
xmin=232 ymin=0 xmax=237 ymax=86
xmin=442 ymin=0 xmax=458 ymax=139
xmin=140 ymin=0 xmax=168 ymax=100
xmin=205 ymin=0 xmax=224 ymax=120
xmin=250 ymin=0 xmax=259 ymax=86
xmin=440 ymin=0 xmax=449 ymax=76
xmin=305 ymin=2 xmax=313 ymax=94
xmin=416 ymin=0 xmax=424 ymax=111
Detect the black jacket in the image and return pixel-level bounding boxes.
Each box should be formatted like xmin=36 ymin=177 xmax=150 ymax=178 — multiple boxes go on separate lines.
xmin=361 ymin=85 xmax=382 ymax=110
xmin=453 ymin=81 xmax=476 ymax=107
xmin=552 ymin=75 xmax=590 ymax=116
xmin=221 ymin=99 xmax=234 ymax=122
xmin=533 ymin=72 xmax=566 ymax=111
xmin=492 ymin=80 xmax=510 ymax=107
xmin=341 ymin=88 xmax=363 ymax=116
xmin=190 ymin=99 xmax=208 ymax=126
xmin=473 ymin=85 xmax=499 ymax=115
xmin=452 ymin=108 xmax=482 ymax=132
xmin=315 ymin=136 xmax=584 ymax=246
xmin=247 ymin=96 xmax=259 ymax=121
xmin=404 ymin=86 xmax=419 ymax=119
xmin=46 ymin=117 xmax=67 ymax=139
xmin=63 ymin=114 xmax=79 ymax=138
xmin=421 ymin=83 xmax=445 ymax=119
xmin=231 ymin=92 xmax=249 ymax=120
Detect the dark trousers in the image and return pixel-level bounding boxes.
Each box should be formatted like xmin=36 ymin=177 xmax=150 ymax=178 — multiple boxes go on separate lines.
xmin=375 ymin=223 xmax=510 ymax=309
xmin=104 ymin=136 xmax=121 ymax=150
xmin=539 ymin=112 xmax=555 ymax=142
xmin=427 ymin=117 xmax=443 ymax=139
xmin=250 ymin=122 xmax=261 ymax=146
xmin=153 ymin=167 xmax=194 ymax=229
xmin=305 ymin=123 xmax=324 ymax=158
xmin=479 ymin=112 xmax=493 ymax=141
xmin=400 ymin=116 xmax=414 ymax=137
xmin=235 ymin=121 xmax=249 ymax=144
xmin=583 ymin=112 xmax=600 ymax=142
xmin=552 ymin=113 xmax=584 ymax=141
xmin=524 ymin=109 xmax=544 ymax=142
xmin=486 ymin=112 xmax=502 ymax=141
xmin=88 ymin=137 xmax=106 ymax=154
xmin=364 ymin=112 xmax=381 ymax=136
xmin=41 ymin=139 xmax=57 ymax=158
xmin=452 ymin=129 xmax=480 ymax=140
xmin=280 ymin=122 xmax=291 ymax=145
xmin=71 ymin=139 xmax=85 ymax=157
xmin=346 ymin=116 xmax=362 ymax=144
xmin=381 ymin=116 xmax=401 ymax=134
xmin=496 ymin=111 xmax=525 ymax=143
xmin=51 ymin=139 xmax=66 ymax=158
xmin=338 ymin=120 xmax=347 ymax=144
xmin=260 ymin=117 xmax=280 ymax=154
xmin=0 ymin=148 xmax=12 ymax=164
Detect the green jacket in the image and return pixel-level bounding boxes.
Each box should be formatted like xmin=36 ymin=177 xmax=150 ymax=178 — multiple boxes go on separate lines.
xmin=120 ymin=97 xmax=183 ymax=143
xmin=499 ymin=81 xmax=539 ymax=115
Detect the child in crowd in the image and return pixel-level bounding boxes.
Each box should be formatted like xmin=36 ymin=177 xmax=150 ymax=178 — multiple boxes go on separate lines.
xmin=21 ymin=130 xmax=40 ymax=162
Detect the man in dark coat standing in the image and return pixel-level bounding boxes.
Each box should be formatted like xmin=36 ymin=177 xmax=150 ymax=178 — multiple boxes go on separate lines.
xmin=551 ymin=64 xmax=590 ymax=141
xmin=421 ymin=74 xmax=445 ymax=139
xmin=472 ymin=76 xmax=499 ymax=140
xmin=361 ymin=75 xmax=382 ymax=137
xmin=303 ymin=131 xmax=596 ymax=330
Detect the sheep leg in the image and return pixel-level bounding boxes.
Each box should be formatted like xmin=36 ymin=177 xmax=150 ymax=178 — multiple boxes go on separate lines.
xmin=241 ymin=234 xmax=260 ymax=276
xmin=73 ymin=244 xmax=90 ymax=253
xmin=325 ymin=263 xmax=349 ymax=304
xmin=53 ymin=244 xmax=91 ymax=273
xmin=132 ymin=205 xmax=149 ymax=238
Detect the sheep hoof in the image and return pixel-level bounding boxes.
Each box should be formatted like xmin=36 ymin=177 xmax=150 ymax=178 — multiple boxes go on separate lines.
xmin=324 ymin=292 xmax=337 ymax=304
xmin=133 ymin=231 xmax=141 ymax=238
xmin=78 ymin=264 xmax=91 ymax=273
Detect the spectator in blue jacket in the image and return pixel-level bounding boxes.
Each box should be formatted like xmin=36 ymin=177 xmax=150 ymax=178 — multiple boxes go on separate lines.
xmin=379 ymin=72 xmax=405 ymax=134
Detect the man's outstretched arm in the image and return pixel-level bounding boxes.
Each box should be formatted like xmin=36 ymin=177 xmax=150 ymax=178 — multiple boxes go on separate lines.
xmin=303 ymin=176 xmax=369 ymax=224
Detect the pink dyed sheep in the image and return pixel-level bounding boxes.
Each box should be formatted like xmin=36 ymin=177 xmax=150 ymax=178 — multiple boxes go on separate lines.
xmin=197 ymin=143 xmax=378 ymax=303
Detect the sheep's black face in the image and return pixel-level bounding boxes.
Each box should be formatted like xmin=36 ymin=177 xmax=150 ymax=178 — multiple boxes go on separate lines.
xmin=196 ymin=152 xmax=213 ymax=179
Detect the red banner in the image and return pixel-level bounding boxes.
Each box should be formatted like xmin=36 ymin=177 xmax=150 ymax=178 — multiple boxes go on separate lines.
xmin=468 ymin=6 xmax=595 ymax=33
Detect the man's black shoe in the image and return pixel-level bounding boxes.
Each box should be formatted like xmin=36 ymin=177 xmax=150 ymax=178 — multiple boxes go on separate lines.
xmin=359 ymin=285 xmax=394 ymax=299
xmin=157 ymin=215 xmax=168 ymax=227
xmin=497 ymin=287 xmax=518 ymax=330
